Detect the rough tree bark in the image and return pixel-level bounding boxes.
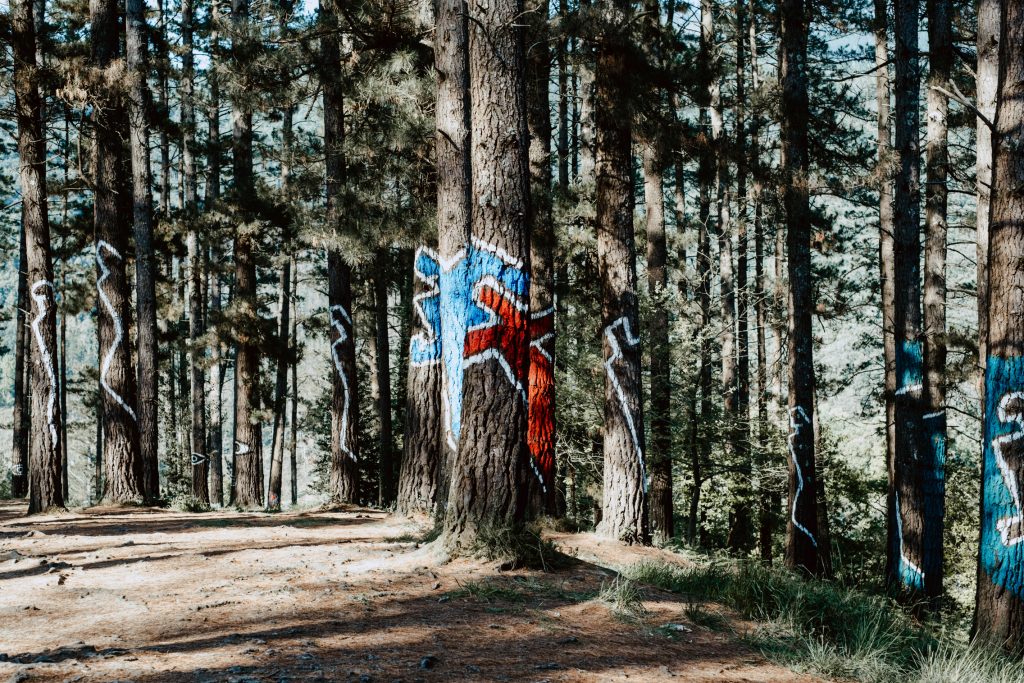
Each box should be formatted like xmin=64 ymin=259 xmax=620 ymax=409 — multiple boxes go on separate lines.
xmin=373 ymin=250 xmax=395 ymax=506
xmin=93 ymin=0 xmax=145 ymax=505
xmin=872 ymin=0 xmax=900 ymax=594
xmin=976 ymin=0 xmax=999 ymax=425
xmin=127 ymin=0 xmax=159 ymax=502
xmin=921 ymin=0 xmax=949 ymax=604
xmin=14 ymin=0 xmax=64 ymax=512
xmin=435 ymin=0 xmax=472 ymax=518
xmin=322 ymin=0 xmax=360 ymax=505
xmin=973 ymin=0 xmax=1024 ymax=648
xmin=231 ymin=0 xmax=263 ymax=508
xmin=11 ymin=226 xmax=30 ymax=498
xmin=889 ymin=0 xmax=928 ymax=596
xmin=181 ymin=0 xmax=208 ymax=504
xmin=397 ymin=245 xmax=443 ymax=516
xmin=206 ymin=0 xmax=224 ymax=505
xmin=442 ymin=0 xmax=533 ymax=550
xmin=780 ymin=0 xmax=820 ymax=574
xmin=594 ymin=0 xmax=649 ymax=545
xmin=526 ymin=0 xmax=558 ymax=515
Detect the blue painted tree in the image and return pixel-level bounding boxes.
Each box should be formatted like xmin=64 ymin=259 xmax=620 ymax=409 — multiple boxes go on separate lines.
xmin=974 ymin=0 xmax=1024 ymax=648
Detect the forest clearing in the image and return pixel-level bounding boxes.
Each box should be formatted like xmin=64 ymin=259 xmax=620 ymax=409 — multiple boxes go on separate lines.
xmin=0 ymin=501 xmax=820 ymax=682
xmin=4 ymin=0 xmax=1024 ymax=671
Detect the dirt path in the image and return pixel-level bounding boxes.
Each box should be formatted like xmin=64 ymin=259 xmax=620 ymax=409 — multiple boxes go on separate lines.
xmin=0 ymin=501 xmax=821 ymax=682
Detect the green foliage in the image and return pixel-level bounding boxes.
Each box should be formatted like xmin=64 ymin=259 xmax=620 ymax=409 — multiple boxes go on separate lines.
xmin=467 ymin=523 xmax=575 ymax=571
xmin=598 ymin=576 xmax=647 ymax=621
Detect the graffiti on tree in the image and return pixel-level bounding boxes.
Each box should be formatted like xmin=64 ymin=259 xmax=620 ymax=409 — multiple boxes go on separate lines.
xmin=895 ymin=490 xmax=925 ymax=589
xmin=96 ymin=240 xmax=137 ymax=421
xmin=528 ymin=306 xmax=555 ymax=492
xmin=788 ymin=405 xmax=817 ymax=547
xmin=30 ymin=280 xmax=59 ymax=451
xmin=604 ymin=316 xmax=647 ymax=494
xmin=981 ymin=357 xmax=1024 ymax=598
xmin=439 ymin=239 xmax=530 ymax=451
xmin=410 ymin=247 xmax=442 ymax=367
xmin=330 ymin=303 xmax=356 ymax=462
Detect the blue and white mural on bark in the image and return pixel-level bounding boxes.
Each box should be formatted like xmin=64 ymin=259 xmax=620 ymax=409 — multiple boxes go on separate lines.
xmin=410 ymin=247 xmax=442 ymax=367
xmin=894 ymin=338 xmax=925 ymax=590
xmin=439 ymin=239 xmax=530 ymax=451
xmin=981 ymin=356 xmax=1024 ymax=598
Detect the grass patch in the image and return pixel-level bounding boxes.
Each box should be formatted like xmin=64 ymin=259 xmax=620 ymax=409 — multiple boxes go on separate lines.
xmin=468 ymin=524 xmax=575 ymax=570
xmin=171 ymin=495 xmax=211 ymax=513
xmin=623 ymin=558 xmax=1024 ymax=683
xmin=598 ymin=576 xmax=647 ymax=621
xmin=684 ymin=602 xmax=728 ymax=631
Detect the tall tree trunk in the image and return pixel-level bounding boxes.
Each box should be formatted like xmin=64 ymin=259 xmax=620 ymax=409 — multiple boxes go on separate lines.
xmin=93 ymin=0 xmax=144 ymax=505
xmin=11 ymin=226 xmax=30 ymax=498
xmin=397 ymin=245 xmax=443 ymax=516
xmin=577 ymin=0 xmax=595 ymax=180
xmin=442 ymin=0 xmax=532 ymax=550
xmin=206 ymin=0 xmax=223 ymax=505
xmin=268 ymin=97 xmax=294 ymax=511
xmin=974 ymin=0 xmax=1024 ymax=647
xmin=729 ymin=0 xmax=753 ymax=553
xmin=158 ymin=0 xmax=170 ymax=217
xmin=289 ymin=257 xmax=299 ymax=505
xmin=643 ymin=0 xmax=673 ymax=544
xmin=14 ymin=0 xmax=64 ymax=513
xmin=874 ymin=0 xmax=900 ymax=593
xmin=181 ymin=0 xmax=208 ymax=504
xmin=921 ymin=0 xmax=950 ymax=605
xmin=976 ymin=0 xmax=999 ymax=426
xmin=780 ymin=0 xmax=820 ymax=574
xmin=594 ymin=0 xmax=649 ymax=545
xmin=557 ymin=0 xmax=570 ymax=192
xmin=373 ymin=250 xmax=395 ymax=506
xmin=889 ymin=0 xmax=928 ymax=596
xmin=230 ymin=0 xmax=263 ymax=508
xmin=322 ymin=1 xmax=359 ymax=505
xmin=127 ymin=0 xmax=159 ymax=502
xmin=750 ymin=0 xmax=772 ymax=563
xmin=526 ymin=0 xmax=558 ymax=515
xmin=435 ymin=0 xmax=472 ymax=518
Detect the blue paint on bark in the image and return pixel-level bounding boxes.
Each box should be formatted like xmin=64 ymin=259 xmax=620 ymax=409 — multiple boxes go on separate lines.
xmin=438 ymin=240 xmax=529 ymax=449
xmin=981 ymin=355 xmax=1024 ymax=599
xmin=410 ymin=248 xmax=442 ymax=366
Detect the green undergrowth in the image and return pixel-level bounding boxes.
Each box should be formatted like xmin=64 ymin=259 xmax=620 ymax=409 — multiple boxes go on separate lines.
xmin=624 ymin=558 xmax=1024 ymax=683
xmin=468 ymin=524 xmax=577 ymax=570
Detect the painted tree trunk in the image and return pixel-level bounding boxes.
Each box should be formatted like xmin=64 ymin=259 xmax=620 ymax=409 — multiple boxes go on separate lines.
xmin=14 ymin=0 xmax=64 ymax=513
xmin=373 ymin=251 xmax=395 ymax=506
xmin=397 ymin=245 xmax=443 ymax=516
xmin=435 ymin=0 xmax=472 ymax=518
xmin=11 ymin=226 xmax=30 ymax=498
xmin=594 ymin=0 xmax=649 ymax=545
xmin=976 ymin=0 xmax=999 ymax=425
xmin=921 ymin=0 xmax=950 ymax=604
xmin=974 ymin=0 xmax=1024 ymax=647
xmin=231 ymin=0 xmax=263 ymax=509
xmin=526 ymin=0 xmax=558 ymax=515
xmin=644 ymin=145 xmax=673 ymax=543
xmin=93 ymin=0 xmax=144 ymax=505
xmin=780 ymin=0 xmax=820 ymax=574
xmin=873 ymin=0 xmax=900 ymax=593
xmin=442 ymin=0 xmax=532 ymax=551
xmin=889 ymin=0 xmax=929 ymax=596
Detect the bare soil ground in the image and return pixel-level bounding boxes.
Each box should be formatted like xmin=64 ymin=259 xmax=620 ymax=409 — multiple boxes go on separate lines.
xmin=0 ymin=501 xmax=822 ymax=682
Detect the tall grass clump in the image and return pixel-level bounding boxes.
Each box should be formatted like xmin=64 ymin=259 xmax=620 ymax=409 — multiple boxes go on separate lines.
xmin=625 ymin=558 xmax=1024 ymax=683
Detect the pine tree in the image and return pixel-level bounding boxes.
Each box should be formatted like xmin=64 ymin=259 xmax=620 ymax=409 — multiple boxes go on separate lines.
xmin=323 ymin=0 xmax=360 ymax=505
xmin=230 ymin=0 xmax=264 ymax=508
xmin=442 ymin=0 xmax=532 ymax=550
xmin=780 ymin=0 xmax=820 ymax=574
xmin=13 ymin=0 xmax=64 ymax=513
xmin=11 ymin=227 xmax=30 ymax=499
xmin=973 ymin=0 xmax=1024 ymax=647
xmin=92 ymin=0 xmax=145 ymax=504
xmin=594 ymin=0 xmax=649 ymax=545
